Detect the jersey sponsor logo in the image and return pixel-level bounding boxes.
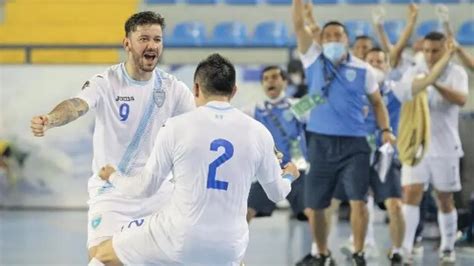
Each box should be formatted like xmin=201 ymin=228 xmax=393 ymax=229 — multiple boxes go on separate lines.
xmin=153 ymin=88 xmax=166 ymax=107
xmin=115 ymin=96 xmax=135 ymax=102
xmin=91 ymin=215 xmax=102 ymax=230
xmin=345 ymin=69 xmax=357 ymax=82
xmin=81 ymin=81 xmax=90 ymax=90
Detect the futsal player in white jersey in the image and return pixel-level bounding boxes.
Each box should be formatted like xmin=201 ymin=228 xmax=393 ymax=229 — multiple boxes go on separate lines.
xmin=29 ymin=11 xmax=195 ymax=258
xmin=88 ymin=54 xmax=301 ymax=266
xmin=399 ymin=33 xmax=468 ymax=264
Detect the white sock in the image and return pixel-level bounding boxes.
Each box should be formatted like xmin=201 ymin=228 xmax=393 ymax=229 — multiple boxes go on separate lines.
xmin=402 ymin=204 xmax=420 ymax=254
xmin=391 ymin=247 xmax=402 ymax=255
xmin=438 ymin=209 xmax=458 ymax=251
xmin=88 ymin=258 xmax=105 ymax=266
xmin=365 ymin=195 xmax=376 ymax=246
xmin=311 ymin=242 xmax=318 ymax=256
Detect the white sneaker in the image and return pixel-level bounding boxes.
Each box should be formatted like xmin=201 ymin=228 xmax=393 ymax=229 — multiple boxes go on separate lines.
xmin=439 ymin=250 xmax=456 ymax=265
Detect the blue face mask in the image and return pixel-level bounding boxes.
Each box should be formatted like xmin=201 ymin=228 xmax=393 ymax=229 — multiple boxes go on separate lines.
xmin=322 ymin=42 xmax=347 ymax=64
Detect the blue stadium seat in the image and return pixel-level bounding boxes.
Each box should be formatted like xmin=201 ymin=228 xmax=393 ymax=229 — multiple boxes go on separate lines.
xmin=346 ymin=0 xmax=380 ymax=4
xmin=145 ymin=0 xmax=178 ymax=4
xmin=387 ymin=0 xmax=421 ymax=3
xmin=416 ymin=20 xmax=443 ymax=39
xmin=312 ymin=0 xmax=340 ymax=3
xmin=344 ymin=20 xmax=374 ymax=45
xmin=252 ymin=21 xmax=289 ymax=47
xmin=224 ymin=0 xmax=259 ymax=4
xmin=209 ymin=22 xmax=248 ymax=46
xmin=457 ymin=20 xmax=474 ymax=45
xmin=428 ymin=0 xmax=461 ymax=4
xmin=266 ymin=0 xmax=292 ymax=4
xmin=185 ymin=0 xmax=219 ymax=4
xmin=168 ymin=22 xmax=207 ymax=47
xmin=383 ymin=20 xmax=406 ymax=44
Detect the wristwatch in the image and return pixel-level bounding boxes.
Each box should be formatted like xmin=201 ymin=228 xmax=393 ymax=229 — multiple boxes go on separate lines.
xmin=381 ymin=127 xmax=393 ymax=133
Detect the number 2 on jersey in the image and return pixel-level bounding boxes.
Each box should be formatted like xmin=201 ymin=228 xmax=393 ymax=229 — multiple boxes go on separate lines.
xmin=119 ymin=103 xmax=130 ymax=121
xmin=207 ymin=139 xmax=233 ymax=191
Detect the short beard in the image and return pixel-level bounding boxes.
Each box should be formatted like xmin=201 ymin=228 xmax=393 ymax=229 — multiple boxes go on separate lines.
xmin=131 ymin=48 xmax=157 ymax=73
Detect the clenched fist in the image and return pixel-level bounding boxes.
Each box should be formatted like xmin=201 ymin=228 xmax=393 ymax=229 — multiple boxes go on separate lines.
xmin=30 ymin=115 xmax=49 ymax=137
xmin=99 ymin=165 xmax=116 ymax=181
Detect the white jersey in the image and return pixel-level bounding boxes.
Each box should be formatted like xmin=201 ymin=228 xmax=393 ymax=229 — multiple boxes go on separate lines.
xmin=76 ymin=63 xmax=195 ymax=203
xmin=400 ymin=61 xmax=469 ymax=157
xmin=109 ymin=101 xmax=292 ymax=264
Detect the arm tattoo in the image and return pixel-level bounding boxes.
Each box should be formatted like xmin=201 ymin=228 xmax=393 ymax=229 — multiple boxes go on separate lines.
xmin=47 ymin=98 xmax=89 ymax=128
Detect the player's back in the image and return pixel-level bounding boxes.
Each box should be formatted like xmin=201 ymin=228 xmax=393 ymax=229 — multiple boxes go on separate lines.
xmin=154 ymin=101 xmax=274 ymax=264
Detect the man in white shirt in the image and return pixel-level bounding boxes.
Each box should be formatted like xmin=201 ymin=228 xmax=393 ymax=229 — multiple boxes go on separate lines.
xmin=399 ymin=32 xmax=468 ymax=264
xmin=88 ymin=53 xmax=300 ymax=266
xmin=29 ymin=11 xmax=195 ymax=259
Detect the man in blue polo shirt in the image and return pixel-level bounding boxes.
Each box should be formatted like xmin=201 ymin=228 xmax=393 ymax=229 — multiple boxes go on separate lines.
xmin=292 ymin=1 xmax=393 ymax=265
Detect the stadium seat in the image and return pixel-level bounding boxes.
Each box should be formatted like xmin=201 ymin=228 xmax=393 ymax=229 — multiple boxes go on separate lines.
xmin=345 ymin=0 xmax=380 ymax=4
xmin=251 ymin=21 xmax=289 ymax=47
xmin=416 ymin=20 xmax=443 ymax=39
xmin=224 ymin=0 xmax=259 ymax=5
xmin=266 ymin=0 xmax=292 ymax=4
xmin=311 ymin=0 xmax=340 ymax=4
xmin=383 ymin=20 xmax=406 ymax=44
xmin=344 ymin=20 xmax=374 ymax=45
xmin=428 ymin=0 xmax=461 ymax=4
xmin=209 ymin=22 xmax=248 ymax=46
xmin=457 ymin=20 xmax=474 ymax=45
xmin=387 ymin=0 xmax=421 ymax=3
xmin=168 ymin=22 xmax=207 ymax=47
xmin=185 ymin=0 xmax=219 ymax=4
xmin=145 ymin=0 xmax=178 ymax=4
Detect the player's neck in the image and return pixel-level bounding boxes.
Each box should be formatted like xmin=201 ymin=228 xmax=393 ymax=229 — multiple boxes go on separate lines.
xmin=124 ymin=61 xmax=153 ymax=81
xmin=202 ymin=96 xmax=230 ymax=105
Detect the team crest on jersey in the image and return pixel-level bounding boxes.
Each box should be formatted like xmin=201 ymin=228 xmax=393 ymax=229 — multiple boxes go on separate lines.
xmin=345 ymin=69 xmax=357 ymax=82
xmin=153 ymin=88 xmax=166 ymax=107
xmin=91 ymin=215 xmax=102 ymax=230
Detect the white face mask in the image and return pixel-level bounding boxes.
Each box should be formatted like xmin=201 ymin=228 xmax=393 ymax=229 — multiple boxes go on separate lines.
xmin=372 ymin=67 xmax=386 ymax=84
xmin=289 ymin=73 xmax=303 ymax=85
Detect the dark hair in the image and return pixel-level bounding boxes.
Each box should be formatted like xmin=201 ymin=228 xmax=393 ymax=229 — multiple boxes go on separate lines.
xmin=424 ymin=31 xmax=445 ymax=41
xmin=260 ymin=65 xmax=287 ymax=81
xmin=194 ymin=53 xmax=236 ymax=96
xmin=365 ymin=47 xmax=386 ymax=60
xmin=355 ymin=35 xmax=373 ymax=42
xmin=322 ymin=21 xmax=348 ymax=36
xmin=125 ymin=11 xmax=166 ymax=37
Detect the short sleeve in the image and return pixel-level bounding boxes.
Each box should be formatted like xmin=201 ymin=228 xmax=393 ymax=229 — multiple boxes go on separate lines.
xmin=172 ymin=80 xmax=196 ymax=116
xmin=451 ymin=67 xmax=469 ymax=95
xmin=365 ymin=65 xmax=379 ymax=95
xmin=299 ymin=42 xmax=322 ymax=69
xmin=76 ymin=75 xmax=103 ymax=110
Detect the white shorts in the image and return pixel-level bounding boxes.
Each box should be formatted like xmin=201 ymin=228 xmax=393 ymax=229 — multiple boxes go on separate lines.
xmin=401 ymin=157 xmax=461 ymax=192
xmin=113 ymin=215 xmax=245 ymax=266
xmin=87 ymin=178 xmax=174 ymax=249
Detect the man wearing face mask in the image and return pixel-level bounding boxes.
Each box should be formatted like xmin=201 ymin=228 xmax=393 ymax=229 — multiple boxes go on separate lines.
xmin=246 ymin=66 xmax=308 ymax=227
xmin=29 ymin=11 xmax=195 ymax=260
xmin=292 ymin=0 xmax=393 ymax=265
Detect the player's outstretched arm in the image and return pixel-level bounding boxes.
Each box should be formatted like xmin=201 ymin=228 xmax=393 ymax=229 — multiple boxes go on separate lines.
xmin=30 ymin=98 xmax=89 ymax=137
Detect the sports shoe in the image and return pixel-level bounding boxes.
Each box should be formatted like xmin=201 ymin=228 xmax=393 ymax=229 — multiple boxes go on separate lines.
xmin=340 ymin=240 xmax=353 ymax=259
xmin=388 ymin=252 xmax=403 ymax=266
xmin=352 ymin=252 xmax=366 ymax=266
xmin=340 ymin=241 xmax=377 ymax=260
xmin=314 ymin=252 xmax=336 ymax=266
xmin=412 ymin=238 xmax=424 ymax=257
xmin=295 ymin=253 xmax=317 ymax=266
xmin=439 ymin=249 xmax=456 ymax=265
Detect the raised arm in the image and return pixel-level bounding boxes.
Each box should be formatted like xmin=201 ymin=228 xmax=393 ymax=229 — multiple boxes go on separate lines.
xmin=30 ymin=98 xmax=89 ymax=137
xmin=389 ymin=4 xmax=418 ymax=68
xmin=456 ymin=47 xmax=474 ymax=71
xmin=372 ymin=7 xmax=392 ymax=53
xmin=302 ymin=1 xmax=321 ymax=45
xmin=292 ymin=0 xmax=313 ymax=54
